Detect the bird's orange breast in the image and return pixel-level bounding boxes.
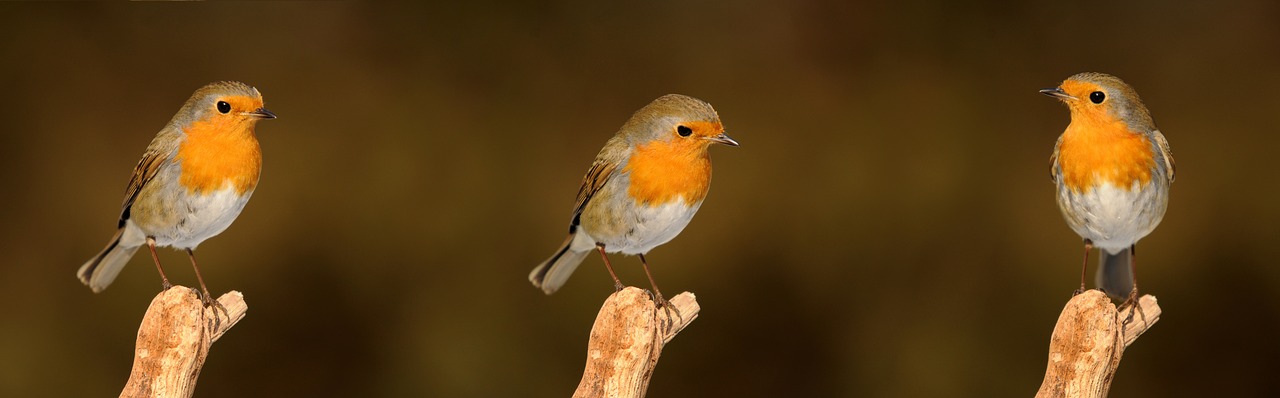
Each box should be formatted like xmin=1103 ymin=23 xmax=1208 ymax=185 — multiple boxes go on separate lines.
xmin=1057 ymin=118 xmax=1154 ymax=193
xmin=624 ymin=139 xmax=712 ymax=206
xmin=176 ymin=118 xmax=262 ymax=195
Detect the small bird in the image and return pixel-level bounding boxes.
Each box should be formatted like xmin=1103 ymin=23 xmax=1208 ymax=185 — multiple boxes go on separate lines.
xmin=529 ymin=94 xmax=738 ymax=309
xmin=1041 ymin=72 xmax=1175 ymax=305
xmin=78 ymin=81 xmax=275 ymax=310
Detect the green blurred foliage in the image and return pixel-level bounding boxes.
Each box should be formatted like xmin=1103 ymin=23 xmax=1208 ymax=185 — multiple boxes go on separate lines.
xmin=1 ymin=1 xmax=1278 ymax=397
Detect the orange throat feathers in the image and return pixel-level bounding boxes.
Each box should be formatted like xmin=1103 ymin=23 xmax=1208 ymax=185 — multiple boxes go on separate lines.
xmin=1057 ymin=113 xmax=1154 ymax=193
xmin=624 ymin=139 xmax=713 ymax=206
xmin=176 ymin=118 xmax=262 ymax=194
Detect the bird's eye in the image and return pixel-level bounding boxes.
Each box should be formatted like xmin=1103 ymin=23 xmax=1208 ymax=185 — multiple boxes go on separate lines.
xmin=1089 ymin=91 xmax=1105 ymax=104
xmin=677 ymin=125 xmax=693 ymax=137
xmin=216 ymin=101 xmax=231 ymax=114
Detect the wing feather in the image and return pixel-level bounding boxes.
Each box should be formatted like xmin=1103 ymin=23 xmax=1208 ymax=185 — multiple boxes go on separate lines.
xmin=117 ymin=133 xmax=180 ymax=227
xmin=570 ymin=160 xmax=617 ymax=226
xmin=1151 ymin=130 xmax=1176 ymax=182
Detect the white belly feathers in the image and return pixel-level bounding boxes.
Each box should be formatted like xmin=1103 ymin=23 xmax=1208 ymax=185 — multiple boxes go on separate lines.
xmin=585 ymin=197 xmax=703 ymax=255
xmin=1057 ymin=180 xmax=1165 ymax=253
xmin=150 ymin=183 xmax=254 ymax=249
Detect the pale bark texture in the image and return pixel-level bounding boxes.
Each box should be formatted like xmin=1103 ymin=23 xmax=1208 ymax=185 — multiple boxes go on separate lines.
xmin=1035 ymin=290 xmax=1161 ymax=398
xmin=573 ymin=287 xmax=700 ymax=398
xmin=119 ymin=287 xmax=247 ymax=398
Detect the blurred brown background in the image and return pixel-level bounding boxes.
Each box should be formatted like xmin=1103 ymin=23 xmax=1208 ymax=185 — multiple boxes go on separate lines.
xmin=1 ymin=2 xmax=1278 ymax=397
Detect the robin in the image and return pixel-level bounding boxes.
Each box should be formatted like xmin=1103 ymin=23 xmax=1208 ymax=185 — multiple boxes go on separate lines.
xmin=1041 ymin=72 xmax=1175 ymax=306
xmin=529 ymin=94 xmax=738 ymax=310
xmin=78 ymin=81 xmax=275 ymax=311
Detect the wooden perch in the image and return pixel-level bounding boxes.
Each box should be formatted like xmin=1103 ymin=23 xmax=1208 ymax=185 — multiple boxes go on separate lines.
xmin=1036 ymin=290 xmax=1161 ymax=398
xmin=119 ymin=287 xmax=247 ymax=398
xmin=573 ymin=287 xmax=700 ymax=398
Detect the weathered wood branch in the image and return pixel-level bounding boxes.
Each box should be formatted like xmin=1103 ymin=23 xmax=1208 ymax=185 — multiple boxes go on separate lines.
xmin=119 ymin=287 xmax=247 ymax=398
xmin=1036 ymin=290 xmax=1161 ymax=398
xmin=573 ymin=287 xmax=700 ymax=398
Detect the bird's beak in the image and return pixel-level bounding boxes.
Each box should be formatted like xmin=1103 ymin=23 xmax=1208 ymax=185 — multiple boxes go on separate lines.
xmin=1039 ymin=87 xmax=1075 ymax=100
xmin=705 ymin=132 xmax=739 ymax=146
xmin=243 ymin=107 xmax=277 ymax=119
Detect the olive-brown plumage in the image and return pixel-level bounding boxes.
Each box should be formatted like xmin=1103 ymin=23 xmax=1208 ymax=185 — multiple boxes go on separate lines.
xmin=1042 ymin=72 xmax=1174 ymax=302
xmin=530 ymin=94 xmax=737 ymax=308
xmin=79 ymin=81 xmax=275 ymax=308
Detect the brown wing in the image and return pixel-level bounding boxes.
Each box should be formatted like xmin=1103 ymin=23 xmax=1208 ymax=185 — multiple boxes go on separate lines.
xmin=1049 ymin=135 xmax=1064 ymax=183
xmin=569 ymin=160 xmax=617 ymax=226
xmin=117 ymin=129 xmax=182 ymax=228
xmin=116 ymin=149 xmax=167 ymax=228
xmin=1151 ymin=130 xmax=1176 ymax=182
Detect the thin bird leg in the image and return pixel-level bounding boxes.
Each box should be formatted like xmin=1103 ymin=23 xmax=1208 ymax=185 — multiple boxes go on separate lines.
xmin=1120 ymin=244 xmax=1147 ymax=327
xmin=595 ymin=244 xmax=624 ymax=291
xmin=638 ymin=253 xmax=681 ymax=329
xmin=146 ymin=237 xmax=173 ymax=290
xmin=1075 ymin=239 xmax=1092 ymax=296
xmin=186 ymin=249 xmax=228 ymax=326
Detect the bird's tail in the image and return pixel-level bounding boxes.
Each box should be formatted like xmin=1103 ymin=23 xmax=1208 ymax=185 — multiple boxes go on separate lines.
xmin=529 ymin=230 xmax=594 ymax=295
xmin=77 ymin=227 xmax=143 ymax=293
xmin=1096 ymin=247 xmax=1134 ymax=301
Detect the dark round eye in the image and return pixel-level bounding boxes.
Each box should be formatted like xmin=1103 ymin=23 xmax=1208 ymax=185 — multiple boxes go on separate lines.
xmin=676 ymin=125 xmax=693 ymax=137
xmin=216 ymin=101 xmax=231 ymax=114
xmin=1089 ymin=91 xmax=1105 ymax=104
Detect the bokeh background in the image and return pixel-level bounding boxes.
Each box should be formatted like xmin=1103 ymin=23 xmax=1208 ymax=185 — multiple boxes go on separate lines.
xmin=1 ymin=2 xmax=1278 ymax=397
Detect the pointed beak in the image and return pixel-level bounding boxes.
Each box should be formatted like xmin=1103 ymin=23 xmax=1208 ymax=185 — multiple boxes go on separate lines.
xmin=705 ymin=132 xmax=739 ymax=146
xmin=243 ymin=107 xmax=277 ymax=119
xmin=1039 ymin=87 xmax=1075 ymax=100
